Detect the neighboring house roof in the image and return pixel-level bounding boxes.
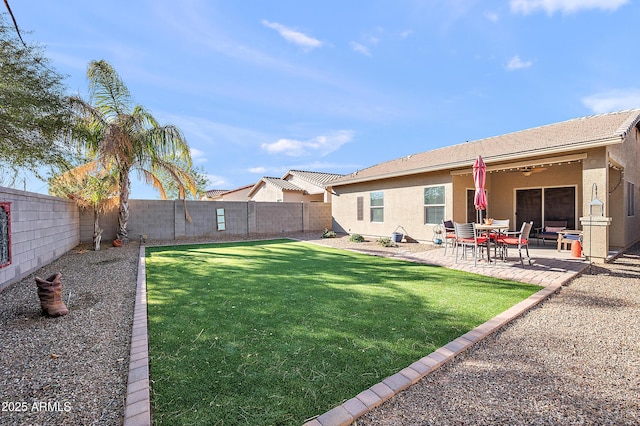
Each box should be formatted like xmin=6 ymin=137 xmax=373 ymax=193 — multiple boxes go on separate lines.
xmin=220 ymin=184 xmax=254 ymax=196
xmin=247 ymin=177 xmax=304 ymax=198
xmin=284 ymin=170 xmax=345 ymax=186
xmin=247 ymin=170 xmax=345 ymax=198
xmin=203 ymin=189 xmax=229 ymax=199
xmin=330 ymin=109 xmax=640 ymax=187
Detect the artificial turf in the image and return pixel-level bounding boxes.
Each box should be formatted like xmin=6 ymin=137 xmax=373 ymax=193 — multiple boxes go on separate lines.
xmin=145 ymin=239 xmax=540 ymax=425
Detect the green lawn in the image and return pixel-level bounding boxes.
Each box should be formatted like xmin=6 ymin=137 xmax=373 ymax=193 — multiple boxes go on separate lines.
xmin=146 ymin=239 xmax=540 ymax=425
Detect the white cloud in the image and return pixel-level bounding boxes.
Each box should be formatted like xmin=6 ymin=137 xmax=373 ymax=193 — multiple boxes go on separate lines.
xmin=190 ymin=147 xmax=208 ymax=164
xmin=510 ymin=0 xmax=629 ymax=15
xmin=261 ymin=130 xmax=355 ymax=157
xmin=350 ymin=41 xmax=372 ymax=57
xmin=248 ymin=167 xmax=267 ymax=174
xmin=262 ymin=20 xmax=322 ymax=51
xmin=582 ymin=89 xmax=640 ymax=114
xmin=507 ymin=55 xmax=533 ymax=70
xmin=400 ymin=29 xmax=413 ymax=39
xmin=484 ymin=11 xmax=500 ymax=22
xmin=204 ymin=174 xmax=229 ymax=188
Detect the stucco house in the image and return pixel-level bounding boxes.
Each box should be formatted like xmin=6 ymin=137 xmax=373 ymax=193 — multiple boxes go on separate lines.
xmin=202 ymin=184 xmax=253 ymax=201
xmin=328 ymin=109 xmax=640 ymax=262
xmin=248 ymin=170 xmax=344 ymax=203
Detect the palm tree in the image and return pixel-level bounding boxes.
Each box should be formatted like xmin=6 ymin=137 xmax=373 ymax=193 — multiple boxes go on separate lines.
xmin=70 ymin=60 xmax=196 ymax=241
xmin=49 ymin=161 xmax=118 ymax=250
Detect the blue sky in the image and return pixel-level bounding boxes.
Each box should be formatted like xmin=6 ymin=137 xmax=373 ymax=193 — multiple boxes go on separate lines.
xmin=9 ymin=0 xmax=640 ymax=198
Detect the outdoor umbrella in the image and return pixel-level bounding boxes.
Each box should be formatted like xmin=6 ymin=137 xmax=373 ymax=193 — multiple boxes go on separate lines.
xmin=472 ymin=155 xmax=487 ymax=223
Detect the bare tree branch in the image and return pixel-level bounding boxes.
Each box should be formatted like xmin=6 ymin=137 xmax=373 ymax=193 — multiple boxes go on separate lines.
xmin=3 ymin=0 xmax=25 ymax=46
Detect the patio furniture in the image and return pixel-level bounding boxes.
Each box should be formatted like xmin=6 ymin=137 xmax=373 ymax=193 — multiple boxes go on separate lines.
xmin=497 ymin=221 xmax=534 ymax=267
xmin=488 ymin=219 xmax=510 ymax=242
xmin=442 ymin=220 xmax=457 ymax=255
xmin=454 ymin=222 xmax=488 ymax=266
xmin=535 ymin=220 xmax=567 ymax=245
xmin=476 ymin=222 xmax=509 ymax=266
xmin=557 ymin=229 xmax=583 ymax=251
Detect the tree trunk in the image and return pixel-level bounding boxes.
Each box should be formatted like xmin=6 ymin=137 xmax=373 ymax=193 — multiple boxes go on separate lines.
xmin=93 ymin=208 xmax=102 ymax=251
xmin=117 ymin=170 xmax=130 ymax=242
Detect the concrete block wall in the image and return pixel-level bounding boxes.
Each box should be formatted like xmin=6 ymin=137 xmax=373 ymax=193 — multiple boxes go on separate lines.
xmin=80 ymin=200 xmax=332 ymax=243
xmin=0 ymin=187 xmax=80 ymax=291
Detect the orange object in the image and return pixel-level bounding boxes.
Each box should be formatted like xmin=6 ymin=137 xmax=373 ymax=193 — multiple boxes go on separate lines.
xmin=571 ymin=239 xmax=582 ymax=258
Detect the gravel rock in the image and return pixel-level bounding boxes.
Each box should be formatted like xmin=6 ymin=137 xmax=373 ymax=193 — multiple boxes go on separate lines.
xmin=3 ymin=233 xmax=635 ymax=425
xmin=0 ymin=242 xmax=138 ymax=426
xmin=358 ymin=242 xmax=640 ymax=425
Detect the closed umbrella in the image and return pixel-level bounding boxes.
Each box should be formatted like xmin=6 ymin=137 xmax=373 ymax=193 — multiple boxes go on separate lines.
xmin=473 ymin=155 xmax=487 ymax=223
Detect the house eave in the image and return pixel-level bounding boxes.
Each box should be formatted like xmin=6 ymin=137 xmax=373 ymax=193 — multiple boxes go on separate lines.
xmin=329 ymin=137 xmax=623 ymax=187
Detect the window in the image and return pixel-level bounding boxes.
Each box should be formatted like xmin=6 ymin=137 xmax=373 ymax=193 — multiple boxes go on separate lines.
xmin=629 ymin=183 xmax=636 ymax=216
xmin=370 ymin=191 xmax=384 ymax=222
xmin=424 ymin=186 xmax=445 ymax=224
xmin=216 ymin=208 xmax=226 ymax=231
xmin=356 ymin=196 xmax=364 ymax=221
xmin=0 ymin=202 xmax=11 ymax=268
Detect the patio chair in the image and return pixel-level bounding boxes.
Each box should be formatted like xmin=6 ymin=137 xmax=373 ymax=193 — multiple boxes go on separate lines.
xmin=442 ymin=219 xmax=457 ymax=255
xmin=497 ymin=221 xmax=533 ymax=267
xmin=488 ymin=219 xmax=509 ymax=259
xmin=454 ymin=222 xmax=488 ymax=266
xmin=536 ymin=220 xmax=567 ymax=245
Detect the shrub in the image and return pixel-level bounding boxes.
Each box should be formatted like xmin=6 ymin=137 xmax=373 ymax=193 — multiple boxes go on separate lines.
xmin=321 ymin=228 xmax=336 ymax=238
xmin=349 ymin=234 xmax=365 ymax=243
xmin=377 ymin=237 xmax=395 ymax=247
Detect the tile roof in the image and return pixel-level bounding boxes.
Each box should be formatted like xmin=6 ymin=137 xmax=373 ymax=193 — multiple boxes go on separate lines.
xmin=330 ymin=109 xmax=640 ymax=187
xmin=262 ymin=177 xmax=304 ymax=191
xmin=285 ymin=170 xmax=345 ymax=186
xmin=204 ymin=189 xmax=229 ymax=198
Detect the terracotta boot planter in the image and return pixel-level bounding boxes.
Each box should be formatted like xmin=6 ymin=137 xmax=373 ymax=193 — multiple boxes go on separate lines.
xmin=35 ymin=273 xmax=69 ymax=317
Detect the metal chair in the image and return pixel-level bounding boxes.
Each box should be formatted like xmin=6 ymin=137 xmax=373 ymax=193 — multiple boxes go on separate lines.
xmin=442 ymin=220 xmax=457 ymax=255
xmin=454 ymin=222 xmax=488 ymax=266
xmin=497 ymin=221 xmax=533 ymax=267
xmin=488 ymin=219 xmax=509 ymax=259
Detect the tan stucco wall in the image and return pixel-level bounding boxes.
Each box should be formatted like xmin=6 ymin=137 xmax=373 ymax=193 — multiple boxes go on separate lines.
xmin=487 ymin=162 xmax=583 ymax=230
xmin=608 ymin=128 xmax=640 ymax=248
xmin=250 ymin=183 xmax=284 ymax=202
xmin=282 ymin=191 xmax=309 ymax=203
xmin=220 ymin=188 xmax=251 ymax=201
xmin=331 ymin=139 xmax=640 ymax=252
xmin=331 ymin=171 xmax=452 ymax=242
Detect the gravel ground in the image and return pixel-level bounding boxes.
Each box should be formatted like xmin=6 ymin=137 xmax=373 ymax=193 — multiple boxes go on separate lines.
xmin=358 ymin=242 xmax=640 ymax=425
xmin=1 ymin=233 xmax=637 ymax=425
xmin=0 ymin=242 xmax=139 ymax=426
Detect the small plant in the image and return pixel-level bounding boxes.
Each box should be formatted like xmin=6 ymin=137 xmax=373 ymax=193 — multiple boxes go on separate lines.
xmin=349 ymin=233 xmax=365 ymax=243
xmin=321 ymin=228 xmax=336 ymax=238
xmin=377 ymin=237 xmax=395 ymax=247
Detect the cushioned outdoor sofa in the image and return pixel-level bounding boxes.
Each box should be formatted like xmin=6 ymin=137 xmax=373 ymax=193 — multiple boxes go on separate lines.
xmin=536 ymin=220 xmax=568 ymax=245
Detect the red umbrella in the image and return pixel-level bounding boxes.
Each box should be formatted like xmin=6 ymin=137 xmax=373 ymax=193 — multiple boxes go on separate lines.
xmin=473 ymin=155 xmax=487 ymax=222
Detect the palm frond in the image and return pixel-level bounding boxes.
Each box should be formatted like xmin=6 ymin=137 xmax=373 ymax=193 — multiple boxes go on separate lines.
xmin=140 ymin=169 xmax=168 ymax=200
xmin=87 ymin=60 xmax=132 ymax=120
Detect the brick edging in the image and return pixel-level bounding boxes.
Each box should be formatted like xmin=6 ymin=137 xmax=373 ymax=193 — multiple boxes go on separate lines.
xmin=304 ymin=279 xmax=574 ymax=426
xmin=119 ymin=239 xmax=587 ymax=426
xmin=123 ymin=245 xmax=151 ymax=426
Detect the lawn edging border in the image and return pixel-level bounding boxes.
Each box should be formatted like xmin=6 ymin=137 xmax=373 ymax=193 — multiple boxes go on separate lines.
xmin=123 ymin=245 xmax=151 ymax=426
xmin=304 ymin=279 xmax=574 ymax=426
xmin=121 ymin=238 xmax=586 ymax=426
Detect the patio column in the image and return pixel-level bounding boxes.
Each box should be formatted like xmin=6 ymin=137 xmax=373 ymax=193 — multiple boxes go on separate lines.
xmin=580 ymin=149 xmax=611 ymax=263
xmin=579 ymin=215 xmax=612 ymax=263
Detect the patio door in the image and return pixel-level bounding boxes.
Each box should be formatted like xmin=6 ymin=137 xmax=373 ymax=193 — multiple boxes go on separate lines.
xmin=516 ymin=189 xmax=542 ymax=230
xmin=516 ymin=187 xmax=576 ymax=230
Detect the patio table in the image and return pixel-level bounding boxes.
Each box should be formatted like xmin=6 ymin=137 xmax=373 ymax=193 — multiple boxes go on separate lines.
xmin=557 ymin=229 xmax=583 ymax=251
xmin=475 ymin=223 xmax=509 ymax=264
